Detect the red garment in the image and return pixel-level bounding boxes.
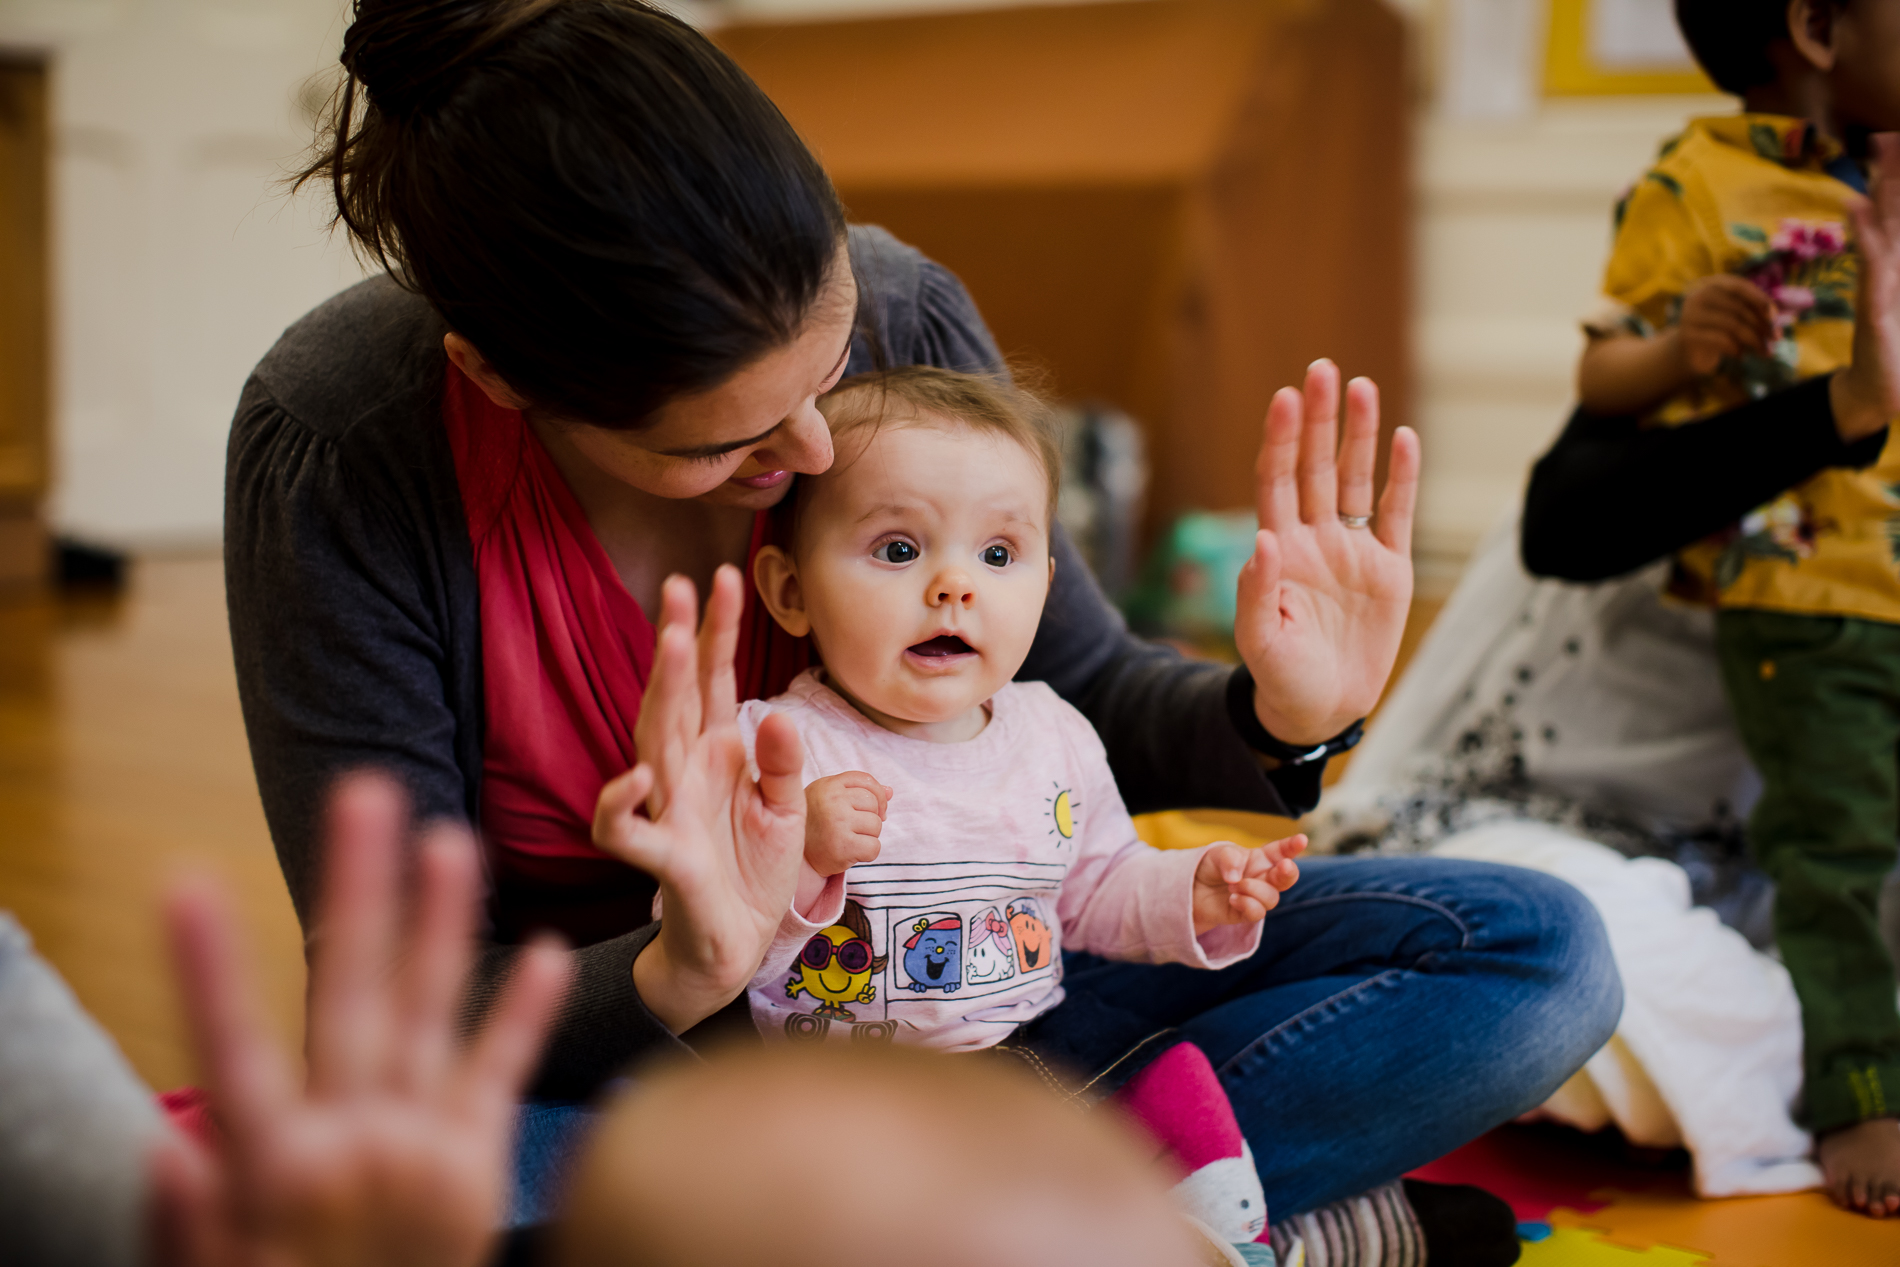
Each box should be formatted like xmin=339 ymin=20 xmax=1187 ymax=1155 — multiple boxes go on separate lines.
xmin=441 ymin=366 xmax=812 ymax=943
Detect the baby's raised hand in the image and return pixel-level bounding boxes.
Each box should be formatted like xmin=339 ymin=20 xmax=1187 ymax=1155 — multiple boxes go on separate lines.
xmin=1192 ymin=834 xmax=1307 ymax=935
xmin=804 ymin=770 xmax=892 ymax=876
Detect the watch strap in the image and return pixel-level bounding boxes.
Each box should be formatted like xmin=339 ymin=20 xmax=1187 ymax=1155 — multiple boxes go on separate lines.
xmin=1224 ymin=665 xmax=1366 ymax=767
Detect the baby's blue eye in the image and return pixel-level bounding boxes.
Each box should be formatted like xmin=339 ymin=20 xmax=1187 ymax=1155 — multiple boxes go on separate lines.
xmin=981 ymin=545 xmax=1011 ymax=568
xmin=873 ymin=540 xmax=919 ymax=564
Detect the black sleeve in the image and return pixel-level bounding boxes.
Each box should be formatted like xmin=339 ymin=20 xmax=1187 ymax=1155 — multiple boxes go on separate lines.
xmin=1521 ymin=375 xmax=1887 ymax=581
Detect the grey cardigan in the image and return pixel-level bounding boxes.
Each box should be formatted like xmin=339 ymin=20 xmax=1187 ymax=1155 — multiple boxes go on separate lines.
xmin=224 ymin=226 xmax=1320 ymax=1096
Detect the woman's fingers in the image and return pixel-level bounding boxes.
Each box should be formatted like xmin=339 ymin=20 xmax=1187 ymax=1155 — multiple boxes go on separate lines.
xmin=164 ymin=877 xmax=296 ymax=1158
xmin=657 ymin=569 xmax=698 ymax=637
xmin=305 ymin=773 xmax=405 ymax=1098
xmin=698 ymin=564 xmax=744 ymax=725
xmin=1295 ymin=360 xmax=1342 ymax=523
xmin=639 ymin=620 xmax=703 ymax=818
xmin=456 ymin=937 xmax=572 ymax=1124
xmin=753 ymin=712 xmax=807 ymax=818
xmin=1254 ymin=388 xmax=1305 ymax=533
xmin=1335 ymin=376 xmax=1380 ymax=520
xmin=646 ymin=576 xmax=704 ymax=751
xmin=393 ymin=825 xmax=481 ymax=1093
xmin=1373 ymin=426 xmax=1420 ymax=557
xmin=592 ymin=763 xmax=659 ymax=868
xmin=146 ymin=1135 xmax=227 ymax=1267
xmin=1235 ymin=528 xmax=1285 ymax=648
xmin=1873 ymin=133 xmax=1900 ymax=231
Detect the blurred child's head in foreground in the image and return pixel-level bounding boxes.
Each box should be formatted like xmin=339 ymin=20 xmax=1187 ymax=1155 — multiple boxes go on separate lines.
xmin=550 ymin=1043 xmax=1205 ymax=1267
xmin=752 ymin=367 xmax=1062 ymax=739
xmin=1675 ymin=0 xmax=1900 ymax=132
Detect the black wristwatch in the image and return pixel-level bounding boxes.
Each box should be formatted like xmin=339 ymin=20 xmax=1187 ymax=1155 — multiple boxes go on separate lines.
xmin=1224 ymin=665 xmax=1366 ymax=768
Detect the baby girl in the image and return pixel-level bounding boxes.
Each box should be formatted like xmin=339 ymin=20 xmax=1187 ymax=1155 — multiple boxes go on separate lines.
xmin=738 ymin=365 xmax=1306 ymax=1241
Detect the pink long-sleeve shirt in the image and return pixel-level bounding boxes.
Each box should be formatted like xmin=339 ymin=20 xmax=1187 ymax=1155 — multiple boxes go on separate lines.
xmin=739 ymin=669 xmax=1262 ymax=1051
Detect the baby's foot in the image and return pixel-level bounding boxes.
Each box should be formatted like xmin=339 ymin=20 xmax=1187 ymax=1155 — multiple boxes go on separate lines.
xmin=1115 ymin=1042 xmax=1267 ymax=1243
xmin=1818 ymin=1117 xmax=1900 ymax=1217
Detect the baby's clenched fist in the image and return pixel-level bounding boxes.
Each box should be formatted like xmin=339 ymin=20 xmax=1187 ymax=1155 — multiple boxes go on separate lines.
xmin=804 ymin=770 xmax=892 ymax=876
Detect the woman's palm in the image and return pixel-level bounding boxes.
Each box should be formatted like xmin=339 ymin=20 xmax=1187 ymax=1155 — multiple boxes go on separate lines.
xmin=1234 ymin=364 xmax=1418 ymax=746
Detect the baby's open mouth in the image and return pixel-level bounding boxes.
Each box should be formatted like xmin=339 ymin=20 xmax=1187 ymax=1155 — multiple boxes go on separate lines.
xmin=908 ymin=635 xmax=975 ymax=658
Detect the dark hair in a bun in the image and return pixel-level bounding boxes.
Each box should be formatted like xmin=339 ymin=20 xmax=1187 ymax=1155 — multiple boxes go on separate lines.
xmin=297 ymin=0 xmax=847 ymax=429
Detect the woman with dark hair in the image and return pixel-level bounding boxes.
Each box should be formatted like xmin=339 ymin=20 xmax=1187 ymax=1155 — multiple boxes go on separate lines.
xmin=226 ymin=0 xmax=1620 ymax=1240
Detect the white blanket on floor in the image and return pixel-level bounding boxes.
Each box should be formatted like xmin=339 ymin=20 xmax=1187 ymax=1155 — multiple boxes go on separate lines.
xmin=1430 ymin=822 xmax=1819 ymax=1196
xmin=1314 ymin=511 xmax=1820 ymax=1197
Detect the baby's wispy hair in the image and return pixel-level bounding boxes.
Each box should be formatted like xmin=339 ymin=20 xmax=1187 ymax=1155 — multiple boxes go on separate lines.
xmin=809 ymin=366 xmax=1062 ymax=528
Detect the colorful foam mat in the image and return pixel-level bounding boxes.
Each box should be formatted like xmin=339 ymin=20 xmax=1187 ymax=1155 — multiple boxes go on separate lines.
xmin=1409 ymin=1126 xmax=1898 ymax=1265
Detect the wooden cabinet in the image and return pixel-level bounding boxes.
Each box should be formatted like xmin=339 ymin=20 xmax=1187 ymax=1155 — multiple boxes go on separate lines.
xmin=721 ymin=0 xmax=1411 ymax=536
xmin=0 ymin=56 xmax=47 ymax=587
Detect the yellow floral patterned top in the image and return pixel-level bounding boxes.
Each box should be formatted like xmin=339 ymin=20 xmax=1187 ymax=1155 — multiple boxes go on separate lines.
xmin=1595 ymin=113 xmax=1900 ymax=621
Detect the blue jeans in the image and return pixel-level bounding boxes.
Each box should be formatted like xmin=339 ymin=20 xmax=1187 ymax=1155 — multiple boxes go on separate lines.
xmin=1058 ymin=856 xmax=1621 ymax=1216
xmin=511 ymin=856 xmax=1620 ymax=1223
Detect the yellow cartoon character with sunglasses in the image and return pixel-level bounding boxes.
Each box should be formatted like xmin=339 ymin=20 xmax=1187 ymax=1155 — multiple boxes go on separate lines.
xmin=786 ymin=899 xmax=888 ymax=1021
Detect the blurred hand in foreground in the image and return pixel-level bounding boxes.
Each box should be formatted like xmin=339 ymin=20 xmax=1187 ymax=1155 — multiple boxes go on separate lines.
xmin=149 ymin=772 xmax=572 ymax=1267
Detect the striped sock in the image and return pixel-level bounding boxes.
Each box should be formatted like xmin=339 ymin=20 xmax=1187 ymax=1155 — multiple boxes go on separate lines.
xmin=1266 ymin=1180 xmax=1424 ymax=1267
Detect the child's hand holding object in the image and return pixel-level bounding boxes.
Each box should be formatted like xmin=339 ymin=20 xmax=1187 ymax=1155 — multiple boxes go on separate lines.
xmin=1192 ymin=834 xmax=1307 ymax=935
xmin=804 ymin=770 xmax=891 ymax=874
xmin=1675 ymin=274 xmax=1776 ymax=374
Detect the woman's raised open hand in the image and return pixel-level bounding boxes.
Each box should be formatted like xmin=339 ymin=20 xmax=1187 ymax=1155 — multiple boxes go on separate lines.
xmin=597 ymin=565 xmax=808 ymax=1034
xmin=149 ymin=773 xmax=572 ymax=1267
xmin=1235 ymin=360 xmax=1420 ymax=747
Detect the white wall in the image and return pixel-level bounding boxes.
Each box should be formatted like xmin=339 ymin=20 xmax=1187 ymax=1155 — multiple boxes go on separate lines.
xmin=0 ymin=0 xmax=370 ymax=548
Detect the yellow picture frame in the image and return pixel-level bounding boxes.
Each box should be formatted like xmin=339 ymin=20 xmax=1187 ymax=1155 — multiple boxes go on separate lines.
xmin=1544 ymin=0 xmax=1717 ymax=96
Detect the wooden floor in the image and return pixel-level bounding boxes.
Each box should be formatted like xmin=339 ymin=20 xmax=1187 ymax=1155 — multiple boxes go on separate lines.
xmin=0 ymin=555 xmax=304 ymax=1091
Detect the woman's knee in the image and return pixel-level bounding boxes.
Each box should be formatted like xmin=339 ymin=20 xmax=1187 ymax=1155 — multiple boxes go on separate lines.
xmin=1499 ymin=867 xmax=1622 ymax=1081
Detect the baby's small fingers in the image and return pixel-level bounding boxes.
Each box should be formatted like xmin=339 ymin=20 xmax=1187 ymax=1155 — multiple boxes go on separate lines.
xmin=840 ymin=770 xmax=895 ymax=817
xmin=1232 ymin=878 xmax=1280 ymax=914
xmin=1226 ymin=888 xmax=1271 ymax=923
xmin=1202 ymin=843 xmax=1246 ymax=885
xmin=1263 ymin=833 xmax=1308 ymax=862
xmin=1269 ymin=858 xmax=1302 ymax=891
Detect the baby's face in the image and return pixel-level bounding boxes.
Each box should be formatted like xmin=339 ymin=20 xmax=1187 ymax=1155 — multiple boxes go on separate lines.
xmin=790 ymin=417 xmax=1052 ymax=730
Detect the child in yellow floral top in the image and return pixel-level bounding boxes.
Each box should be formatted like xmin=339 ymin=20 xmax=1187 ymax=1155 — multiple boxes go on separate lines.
xmin=1576 ymin=0 xmax=1900 ymax=1216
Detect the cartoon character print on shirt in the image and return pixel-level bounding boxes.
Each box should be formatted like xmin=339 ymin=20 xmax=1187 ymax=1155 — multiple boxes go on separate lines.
xmin=903 ymin=914 xmax=962 ymax=993
xmin=1005 ymin=898 xmax=1054 ymax=974
xmin=785 ymin=900 xmax=888 ymax=1021
xmin=964 ymin=907 xmax=1018 ymax=985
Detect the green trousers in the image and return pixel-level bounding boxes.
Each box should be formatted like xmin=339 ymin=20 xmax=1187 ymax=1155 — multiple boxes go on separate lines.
xmin=1717 ymin=608 xmax=1900 ymax=1134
